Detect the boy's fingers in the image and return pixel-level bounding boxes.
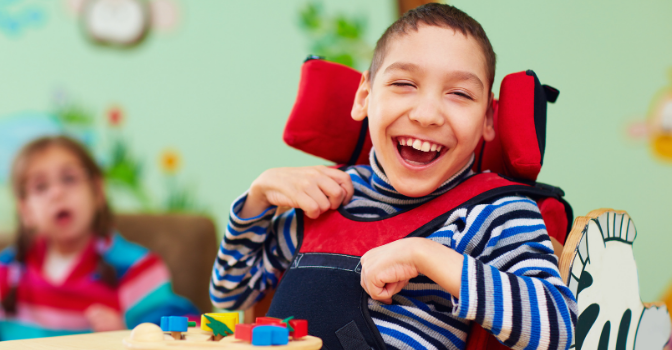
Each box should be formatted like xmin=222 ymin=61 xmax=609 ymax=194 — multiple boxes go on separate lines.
xmin=321 ymin=168 xmax=354 ymax=203
xmin=295 ymin=193 xmax=321 ymax=219
xmin=317 ymin=177 xmax=346 ymax=210
xmin=306 ymin=185 xmax=331 ymax=214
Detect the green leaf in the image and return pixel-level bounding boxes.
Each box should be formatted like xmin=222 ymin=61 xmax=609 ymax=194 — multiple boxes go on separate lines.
xmin=282 ymin=316 xmax=295 ymax=332
xmin=56 ymin=106 xmax=94 ymax=127
xmin=299 ymin=2 xmax=322 ymax=30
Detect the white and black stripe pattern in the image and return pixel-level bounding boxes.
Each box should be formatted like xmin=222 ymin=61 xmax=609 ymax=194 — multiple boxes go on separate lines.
xmin=210 ymin=152 xmax=577 ymax=349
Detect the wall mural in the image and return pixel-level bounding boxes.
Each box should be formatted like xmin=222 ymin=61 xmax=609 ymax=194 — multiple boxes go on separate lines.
xmin=628 ymin=69 xmax=672 ymax=162
xmin=0 ymin=0 xmax=47 ymax=36
xmin=64 ymin=0 xmax=179 ymax=48
xmin=298 ymin=0 xmax=372 ymax=70
xmin=0 ymin=91 xmax=207 ymax=216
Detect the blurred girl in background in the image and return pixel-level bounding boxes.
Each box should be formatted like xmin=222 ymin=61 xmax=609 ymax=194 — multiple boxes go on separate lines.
xmin=0 ymin=136 xmax=197 ymax=340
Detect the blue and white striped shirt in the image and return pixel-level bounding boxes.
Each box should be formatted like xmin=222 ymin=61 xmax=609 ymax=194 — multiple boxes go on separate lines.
xmin=210 ymin=152 xmax=577 ymax=350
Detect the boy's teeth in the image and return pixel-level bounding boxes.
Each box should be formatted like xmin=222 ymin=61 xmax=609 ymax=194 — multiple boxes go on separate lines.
xmin=398 ymin=137 xmax=443 ymax=153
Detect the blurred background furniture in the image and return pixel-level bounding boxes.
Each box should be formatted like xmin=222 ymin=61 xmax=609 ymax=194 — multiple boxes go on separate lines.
xmin=115 ymin=214 xmax=218 ymax=314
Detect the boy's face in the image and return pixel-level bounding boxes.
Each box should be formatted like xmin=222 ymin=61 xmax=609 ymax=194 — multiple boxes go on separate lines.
xmin=352 ymin=25 xmax=494 ymax=197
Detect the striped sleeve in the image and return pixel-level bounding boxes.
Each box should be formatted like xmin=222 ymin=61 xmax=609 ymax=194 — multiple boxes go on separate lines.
xmin=209 ymin=192 xmax=298 ymax=310
xmin=104 ymin=234 xmax=199 ymax=328
xmin=450 ymin=196 xmax=577 ymax=350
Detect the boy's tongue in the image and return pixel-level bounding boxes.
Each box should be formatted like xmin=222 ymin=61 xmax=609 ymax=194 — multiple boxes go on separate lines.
xmin=400 ymin=145 xmax=436 ymax=164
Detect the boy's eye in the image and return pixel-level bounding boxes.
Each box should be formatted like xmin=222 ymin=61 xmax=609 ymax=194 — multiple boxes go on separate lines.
xmin=450 ymin=91 xmax=473 ymax=100
xmin=391 ymin=82 xmax=415 ymax=88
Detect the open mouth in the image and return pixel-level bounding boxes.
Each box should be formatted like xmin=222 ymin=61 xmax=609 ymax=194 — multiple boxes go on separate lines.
xmin=395 ymin=137 xmax=445 ymax=166
xmin=54 ymin=209 xmax=73 ymax=226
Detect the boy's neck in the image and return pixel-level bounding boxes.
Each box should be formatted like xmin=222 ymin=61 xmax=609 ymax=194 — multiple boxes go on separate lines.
xmin=371 ymin=150 xmax=475 ymax=197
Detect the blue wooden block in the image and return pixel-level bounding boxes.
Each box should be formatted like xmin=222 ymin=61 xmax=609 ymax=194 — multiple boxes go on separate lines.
xmin=160 ymin=317 xmax=170 ymax=331
xmin=252 ymin=326 xmax=273 ymax=346
xmin=252 ymin=325 xmax=289 ymax=346
xmin=161 ymin=316 xmax=188 ymax=332
xmin=271 ymin=326 xmax=289 ymax=345
xmin=169 ymin=316 xmax=188 ymax=332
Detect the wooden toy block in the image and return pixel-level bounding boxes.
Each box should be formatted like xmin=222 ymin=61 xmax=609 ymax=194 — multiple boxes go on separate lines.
xmin=235 ymin=323 xmax=255 ymax=342
xmin=271 ymin=326 xmax=290 ymax=346
xmin=255 ymin=317 xmax=285 ymax=326
xmin=201 ymin=313 xmax=236 ymax=341
xmin=160 ymin=316 xmax=188 ymax=340
xmin=124 ymin=322 xmax=324 ymax=349
xmin=251 ymin=326 xmax=272 ymax=346
xmin=289 ymin=319 xmax=308 ymax=339
xmin=200 ymin=312 xmax=239 ymax=333
xmin=253 ymin=325 xmax=288 ymax=346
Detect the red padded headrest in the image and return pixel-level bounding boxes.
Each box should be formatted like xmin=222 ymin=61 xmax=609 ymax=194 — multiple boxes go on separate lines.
xmin=283 ymin=58 xmax=558 ymax=181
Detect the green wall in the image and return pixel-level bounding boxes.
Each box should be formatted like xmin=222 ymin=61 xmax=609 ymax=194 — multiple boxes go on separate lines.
xmin=1 ymin=0 xmax=671 ymax=302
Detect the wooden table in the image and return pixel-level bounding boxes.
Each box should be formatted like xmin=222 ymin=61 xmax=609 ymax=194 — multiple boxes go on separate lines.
xmin=0 ymin=330 xmax=322 ymax=350
xmin=0 ymin=331 xmax=129 ymax=350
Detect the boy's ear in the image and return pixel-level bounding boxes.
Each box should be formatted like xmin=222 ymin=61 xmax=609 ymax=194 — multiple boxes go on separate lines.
xmin=482 ymin=92 xmax=496 ymax=142
xmin=351 ymin=70 xmax=371 ymax=122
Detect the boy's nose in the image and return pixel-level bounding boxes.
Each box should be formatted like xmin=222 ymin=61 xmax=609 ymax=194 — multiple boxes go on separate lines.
xmin=408 ymin=96 xmax=444 ymax=127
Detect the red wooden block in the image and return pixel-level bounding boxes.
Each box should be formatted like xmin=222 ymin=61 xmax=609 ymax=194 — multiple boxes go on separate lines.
xmin=256 ymin=317 xmax=286 ymax=327
xmin=235 ymin=323 xmax=256 ymax=342
xmin=289 ymin=319 xmax=308 ymax=339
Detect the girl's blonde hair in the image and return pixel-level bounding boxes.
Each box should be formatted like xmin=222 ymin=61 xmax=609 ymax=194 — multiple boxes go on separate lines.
xmin=3 ymin=136 xmax=117 ymax=314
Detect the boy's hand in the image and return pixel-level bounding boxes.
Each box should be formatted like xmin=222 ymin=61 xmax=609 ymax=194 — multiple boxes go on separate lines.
xmin=360 ymin=238 xmax=422 ymax=304
xmin=85 ymin=304 xmax=126 ymax=332
xmin=240 ymin=166 xmax=354 ymax=219
xmin=360 ymin=238 xmax=464 ymax=304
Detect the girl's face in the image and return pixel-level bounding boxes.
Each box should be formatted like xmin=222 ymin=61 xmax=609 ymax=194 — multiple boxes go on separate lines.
xmin=19 ymin=146 xmax=102 ymax=246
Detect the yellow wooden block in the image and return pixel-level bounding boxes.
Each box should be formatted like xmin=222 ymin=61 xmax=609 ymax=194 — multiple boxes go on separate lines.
xmin=200 ymin=312 xmax=239 ymax=334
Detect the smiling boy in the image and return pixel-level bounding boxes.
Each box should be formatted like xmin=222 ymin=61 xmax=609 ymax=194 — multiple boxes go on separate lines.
xmin=211 ymin=4 xmax=576 ymax=350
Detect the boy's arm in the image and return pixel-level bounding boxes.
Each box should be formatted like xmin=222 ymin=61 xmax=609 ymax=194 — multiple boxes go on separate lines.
xmin=209 ymin=192 xmax=299 ymax=310
xmin=211 ymin=166 xmax=354 ymax=310
xmin=361 ymin=196 xmax=577 ymax=350
xmin=446 ymin=196 xmax=577 ymax=350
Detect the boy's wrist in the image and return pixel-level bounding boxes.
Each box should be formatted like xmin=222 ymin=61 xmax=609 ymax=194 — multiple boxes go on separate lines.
xmin=239 ymin=185 xmax=271 ymax=219
xmin=412 ymin=238 xmax=463 ymax=298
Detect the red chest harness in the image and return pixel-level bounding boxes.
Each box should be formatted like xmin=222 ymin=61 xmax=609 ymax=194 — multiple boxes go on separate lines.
xmin=267 ymin=172 xmax=567 ymax=350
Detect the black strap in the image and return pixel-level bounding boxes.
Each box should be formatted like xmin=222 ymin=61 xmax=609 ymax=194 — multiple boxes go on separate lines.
xmin=336 ymin=321 xmax=372 ymax=350
xmin=290 ymin=253 xmax=361 ymax=273
xmin=542 ymin=85 xmax=560 ymax=103
xmin=347 ymin=118 xmax=369 ymax=165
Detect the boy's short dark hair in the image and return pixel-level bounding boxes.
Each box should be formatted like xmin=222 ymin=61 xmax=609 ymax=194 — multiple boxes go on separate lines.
xmin=369 ymin=3 xmax=496 ymax=90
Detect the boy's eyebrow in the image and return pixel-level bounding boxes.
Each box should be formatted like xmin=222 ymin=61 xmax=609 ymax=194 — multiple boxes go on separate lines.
xmin=383 ymin=62 xmax=484 ymax=92
xmin=383 ymin=62 xmax=421 ymax=75
xmin=449 ymin=71 xmax=484 ymax=92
